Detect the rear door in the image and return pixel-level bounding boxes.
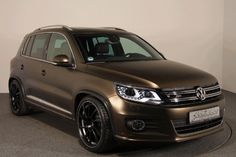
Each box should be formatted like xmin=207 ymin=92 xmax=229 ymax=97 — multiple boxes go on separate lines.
xmin=22 ymin=33 xmax=51 ymax=100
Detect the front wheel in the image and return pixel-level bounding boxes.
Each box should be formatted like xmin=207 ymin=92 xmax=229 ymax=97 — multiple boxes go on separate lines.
xmin=76 ymin=96 xmax=114 ymax=153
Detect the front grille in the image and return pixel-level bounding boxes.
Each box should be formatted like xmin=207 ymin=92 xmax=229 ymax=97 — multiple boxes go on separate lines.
xmin=173 ymin=117 xmax=223 ymax=134
xmin=162 ymin=83 xmax=221 ymax=104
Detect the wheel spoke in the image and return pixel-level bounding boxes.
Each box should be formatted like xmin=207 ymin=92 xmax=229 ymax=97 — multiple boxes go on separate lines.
xmin=87 ymin=129 xmax=92 ymax=142
xmin=15 ymin=96 xmax=20 ymax=102
xmin=91 ymin=128 xmax=99 ymax=143
xmin=93 ymin=127 xmax=101 ymax=138
xmin=90 ymin=108 xmax=97 ymax=118
xmin=92 ymin=117 xmax=101 ymax=123
xmin=82 ymin=105 xmax=89 ymax=119
xmin=11 ymin=85 xmax=18 ymax=95
xmin=79 ymin=125 xmax=87 ymax=129
xmin=15 ymin=91 xmax=20 ymax=96
xmin=15 ymin=101 xmax=20 ymax=108
xmin=79 ymin=111 xmax=86 ymax=119
xmin=85 ymin=104 xmax=93 ymax=119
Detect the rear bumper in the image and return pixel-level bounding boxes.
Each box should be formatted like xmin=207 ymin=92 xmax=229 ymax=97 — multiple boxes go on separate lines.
xmin=108 ymin=95 xmax=225 ymax=142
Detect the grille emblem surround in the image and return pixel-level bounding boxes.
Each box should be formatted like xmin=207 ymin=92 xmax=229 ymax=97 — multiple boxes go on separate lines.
xmin=196 ymin=87 xmax=206 ymax=100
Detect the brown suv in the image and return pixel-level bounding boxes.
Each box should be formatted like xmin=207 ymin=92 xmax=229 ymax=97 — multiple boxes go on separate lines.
xmin=9 ymin=25 xmax=225 ymax=153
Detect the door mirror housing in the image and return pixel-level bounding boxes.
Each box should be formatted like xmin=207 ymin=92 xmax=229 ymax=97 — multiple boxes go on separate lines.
xmin=53 ymin=55 xmax=73 ymax=67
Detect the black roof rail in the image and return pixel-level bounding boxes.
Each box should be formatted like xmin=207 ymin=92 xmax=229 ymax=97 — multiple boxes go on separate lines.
xmin=34 ymin=25 xmax=72 ymax=31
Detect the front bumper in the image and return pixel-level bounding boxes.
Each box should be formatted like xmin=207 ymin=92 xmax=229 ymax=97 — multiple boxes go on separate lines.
xmin=108 ymin=95 xmax=225 ymax=142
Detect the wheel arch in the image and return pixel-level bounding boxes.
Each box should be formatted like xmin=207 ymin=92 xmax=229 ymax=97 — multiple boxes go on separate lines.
xmin=74 ymin=90 xmax=112 ymax=117
xmin=8 ymin=76 xmax=25 ymax=96
xmin=73 ymin=90 xmax=115 ymax=133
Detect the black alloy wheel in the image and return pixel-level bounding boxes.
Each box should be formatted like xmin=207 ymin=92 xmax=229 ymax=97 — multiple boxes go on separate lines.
xmin=78 ymin=101 xmax=102 ymax=146
xmin=9 ymin=80 xmax=29 ymax=115
xmin=76 ymin=96 xmax=114 ymax=153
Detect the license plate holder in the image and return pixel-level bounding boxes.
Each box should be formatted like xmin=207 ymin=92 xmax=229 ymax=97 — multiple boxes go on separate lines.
xmin=189 ymin=106 xmax=220 ymax=124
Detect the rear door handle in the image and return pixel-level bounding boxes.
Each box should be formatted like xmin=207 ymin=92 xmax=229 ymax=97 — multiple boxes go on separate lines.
xmin=20 ymin=64 xmax=24 ymax=70
xmin=41 ymin=70 xmax=46 ymax=76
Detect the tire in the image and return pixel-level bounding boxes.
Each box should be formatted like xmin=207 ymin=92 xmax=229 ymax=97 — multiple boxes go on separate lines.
xmin=9 ymin=80 xmax=29 ymax=116
xmin=76 ymin=96 xmax=114 ymax=153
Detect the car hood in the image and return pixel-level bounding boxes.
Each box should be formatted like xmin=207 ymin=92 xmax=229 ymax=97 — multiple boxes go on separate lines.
xmin=86 ymin=60 xmax=218 ymax=89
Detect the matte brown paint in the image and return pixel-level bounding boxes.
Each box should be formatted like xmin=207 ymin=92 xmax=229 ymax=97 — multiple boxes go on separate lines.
xmin=9 ymin=26 xmax=225 ymax=143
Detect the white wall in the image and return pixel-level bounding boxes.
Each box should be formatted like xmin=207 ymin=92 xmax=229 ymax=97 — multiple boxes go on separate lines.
xmin=0 ymin=0 xmax=224 ymax=93
xmin=223 ymin=0 xmax=236 ymax=93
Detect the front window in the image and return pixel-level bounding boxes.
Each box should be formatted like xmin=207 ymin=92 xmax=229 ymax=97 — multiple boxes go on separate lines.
xmin=47 ymin=33 xmax=73 ymax=63
xmin=74 ymin=34 xmax=163 ymax=62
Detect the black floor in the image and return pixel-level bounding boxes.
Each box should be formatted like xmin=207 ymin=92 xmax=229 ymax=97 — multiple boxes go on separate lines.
xmin=0 ymin=91 xmax=235 ymax=157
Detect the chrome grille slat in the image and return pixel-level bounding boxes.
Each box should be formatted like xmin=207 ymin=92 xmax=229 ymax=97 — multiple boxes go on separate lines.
xmin=205 ymin=91 xmax=222 ymax=98
xmin=169 ymin=96 xmax=198 ymax=103
xmin=204 ymin=85 xmax=220 ymax=92
xmin=164 ymin=89 xmax=196 ymax=96
xmin=163 ymin=83 xmax=221 ymax=104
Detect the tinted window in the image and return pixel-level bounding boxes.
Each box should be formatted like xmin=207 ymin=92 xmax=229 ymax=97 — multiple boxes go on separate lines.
xmin=75 ymin=34 xmax=163 ymax=62
xmin=31 ymin=34 xmax=50 ymax=59
xmin=20 ymin=37 xmax=28 ymax=55
xmin=92 ymin=36 xmax=114 ymax=55
xmin=120 ymin=38 xmax=151 ymax=57
xmin=47 ymin=33 xmax=72 ymax=62
xmin=24 ymin=36 xmax=35 ymax=56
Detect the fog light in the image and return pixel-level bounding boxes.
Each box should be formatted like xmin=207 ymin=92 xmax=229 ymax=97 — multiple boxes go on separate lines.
xmin=127 ymin=120 xmax=145 ymax=131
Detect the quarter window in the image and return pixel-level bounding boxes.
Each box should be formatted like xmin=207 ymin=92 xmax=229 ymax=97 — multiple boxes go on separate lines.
xmin=31 ymin=34 xmax=50 ymax=59
xmin=47 ymin=33 xmax=72 ymax=63
xmin=25 ymin=36 xmax=35 ymax=56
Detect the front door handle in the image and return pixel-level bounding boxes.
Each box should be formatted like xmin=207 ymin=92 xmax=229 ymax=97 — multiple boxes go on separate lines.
xmin=41 ymin=70 xmax=46 ymax=76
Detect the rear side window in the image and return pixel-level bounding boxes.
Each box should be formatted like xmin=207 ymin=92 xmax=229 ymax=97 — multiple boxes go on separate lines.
xmin=24 ymin=36 xmax=35 ymax=56
xmin=30 ymin=34 xmax=50 ymax=59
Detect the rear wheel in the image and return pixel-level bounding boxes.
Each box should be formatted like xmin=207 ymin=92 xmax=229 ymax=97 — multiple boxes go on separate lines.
xmin=76 ymin=96 xmax=114 ymax=153
xmin=9 ymin=80 xmax=29 ymax=116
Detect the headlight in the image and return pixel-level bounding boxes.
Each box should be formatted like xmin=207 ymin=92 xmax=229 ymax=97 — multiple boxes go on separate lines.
xmin=116 ymin=83 xmax=163 ymax=105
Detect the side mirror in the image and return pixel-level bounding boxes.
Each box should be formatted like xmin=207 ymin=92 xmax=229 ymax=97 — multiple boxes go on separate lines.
xmin=53 ymin=55 xmax=73 ymax=67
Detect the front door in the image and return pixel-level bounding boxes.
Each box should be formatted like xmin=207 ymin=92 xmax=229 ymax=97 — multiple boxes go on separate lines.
xmin=39 ymin=33 xmax=76 ymax=117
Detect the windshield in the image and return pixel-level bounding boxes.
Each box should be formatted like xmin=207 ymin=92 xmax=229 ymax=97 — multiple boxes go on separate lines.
xmin=74 ymin=33 xmax=164 ymax=62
